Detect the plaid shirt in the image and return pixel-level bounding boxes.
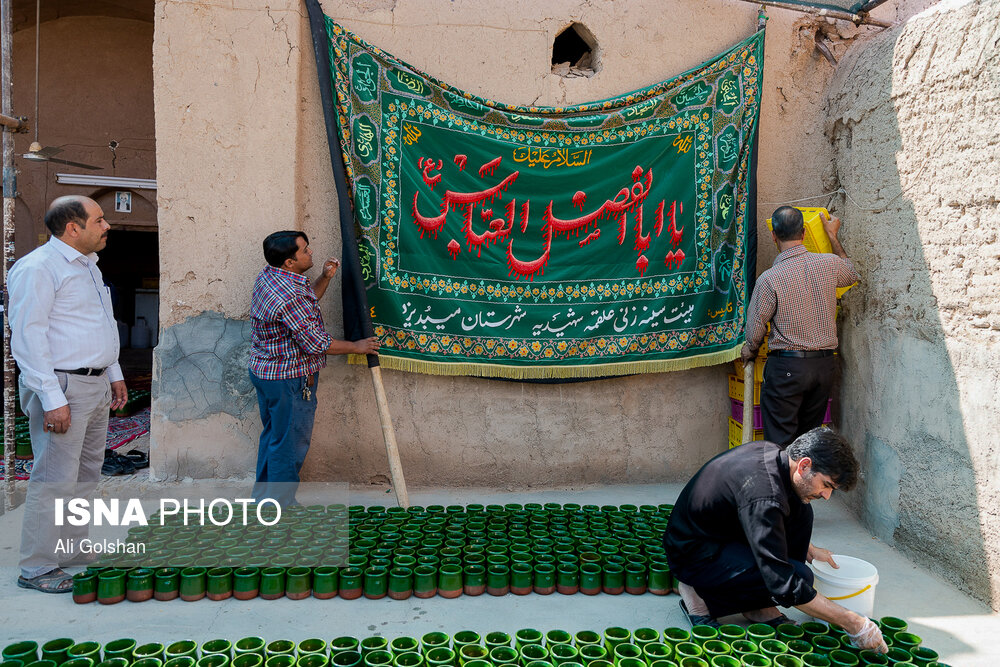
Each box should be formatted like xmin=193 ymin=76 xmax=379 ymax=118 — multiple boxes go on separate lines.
xmin=248 ymin=265 xmax=332 ymax=380
xmin=746 ymin=245 xmax=859 ymax=352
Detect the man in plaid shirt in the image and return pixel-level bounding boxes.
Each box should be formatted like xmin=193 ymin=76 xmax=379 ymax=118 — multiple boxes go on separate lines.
xmin=249 ymin=231 xmax=379 ymax=506
xmin=741 ymin=207 xmax=859 ymax=446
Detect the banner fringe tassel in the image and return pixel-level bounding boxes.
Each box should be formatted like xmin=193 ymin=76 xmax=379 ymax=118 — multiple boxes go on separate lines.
xmin=348 ymin=345 xmax=741 ymax=380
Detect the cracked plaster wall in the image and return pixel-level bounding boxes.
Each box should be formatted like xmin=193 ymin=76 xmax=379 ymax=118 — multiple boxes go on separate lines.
xmin=152 ymin=0 xmax=930 ymax=489
xmin=826 ymin=0 xmax=1000 ymax=608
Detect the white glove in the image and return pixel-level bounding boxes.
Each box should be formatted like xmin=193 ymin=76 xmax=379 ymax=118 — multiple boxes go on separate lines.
xmin=847 ymin=617 xmax=888 ymax=652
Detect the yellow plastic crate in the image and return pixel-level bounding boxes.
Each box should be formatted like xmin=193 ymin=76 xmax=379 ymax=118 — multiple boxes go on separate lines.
xmin=728 ymin=417 xmax=763 ymax=448
xmin=728 ymin=374 xmax=761 ymax=404
xmin=765 ymin=207 xmax=855 ymax=299
xmin=732 ymin=358 xmax=766 ymax=383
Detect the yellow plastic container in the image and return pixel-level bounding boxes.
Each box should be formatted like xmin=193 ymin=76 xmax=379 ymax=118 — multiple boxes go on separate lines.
xmin=728 ymin=417 xmax=763 ymax=448
xmin=765 ymin=206 xmax=855 ymax=299
xmin=728 ymin=374 xmax=761 ymax=404
xmin=732 ymin=358 xmax=766 ymax=383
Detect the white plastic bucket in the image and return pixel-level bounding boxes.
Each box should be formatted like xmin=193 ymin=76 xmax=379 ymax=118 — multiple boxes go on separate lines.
xmin=809 ymin=554 xmax=879 ymax=618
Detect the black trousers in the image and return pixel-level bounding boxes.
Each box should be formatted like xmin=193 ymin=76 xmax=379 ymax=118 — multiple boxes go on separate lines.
xmin=761 ymin=355 xmax=836 ymax=447
xmin=672 ymin=507 xmax=814 ymax=618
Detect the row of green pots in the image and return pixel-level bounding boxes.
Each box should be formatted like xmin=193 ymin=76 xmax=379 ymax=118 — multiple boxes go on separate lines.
xmin=0 ymin=623 xmax=949 ymax=667
xmin=72 ymin=557 xmax=675 ymax=604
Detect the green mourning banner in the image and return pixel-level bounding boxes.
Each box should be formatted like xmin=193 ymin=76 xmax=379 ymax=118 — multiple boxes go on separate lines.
xmin=324 ymin=18 xmax=763 ymax=379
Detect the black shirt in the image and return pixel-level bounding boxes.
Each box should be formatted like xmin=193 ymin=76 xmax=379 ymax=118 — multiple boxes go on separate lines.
xmin=664 ymin=441 xmax=818 ymax=608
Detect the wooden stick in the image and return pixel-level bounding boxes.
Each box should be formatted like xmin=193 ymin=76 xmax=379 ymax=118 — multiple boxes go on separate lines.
xmin=368 ymin=364 xmax=409 ymax=508
xmin=742 ymin=359 xmax=755 ymax=443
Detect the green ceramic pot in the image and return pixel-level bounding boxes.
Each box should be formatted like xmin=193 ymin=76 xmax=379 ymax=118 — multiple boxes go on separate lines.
xmin=392 ymin=655 xmax=421 ymax=667
xmin=459 ymin=645 xmax=490 ymax=665
xmin=133 ymin=659 xmax=163 ymax=667
xmin=514 ymin=630 xmax=543 ymax=650
xmin=232 ymin=656 xmax=263 ymax=667
xmin=330 ymin=640 xmax=360 ymax=658
xmin=196 ymin=656 xmax=228 ymax=667
xmin=98 ymin=569 xmax=127 ymax=605
xmin=41 ymin=640 xmax=75 ymax=666
xmin=811 ymin=637 xmax=840 ymax=656
xmin=827 ymin=651 xmax=859 ymax=667
xmin=259 ymin=568 xmax=286 ymax=601
xmin=297 ymin=656 xmax=327 ymax=667
xmin=533 ymin=563 xmax=556 ymax=595
xmin=359 ymin=639 xmax=388 ymax=658
xmin=205 ymin=568 xmax=233 ymax=601
xmin=509 ymin=563 xmax=533 ymax=596
xmin=98 ymin=659 xmax=131 ymax=667
xmin=662 ymin=629 xmax=691 ymax=648
xmin=856 ymin=651 xmax=888 ymax=666
xmin=802 ymin=655 xmax=832 ymax=667
xmin=577 ymin=645 xmax=607 ymax=665
xmin=422 ymin=649 xmax=453 ymax=667
xmin=102 ymin=640 xmax=136 ymax=664
xmin=265 ymin=642 xmax=294 ymax=659
xmin=489 ymin=647 xmax=518 ymax=666
xmin=233 ymin=568 xmax=260 ymax=601
xmin=389 ymin=638 xmax=419 ymax=656
xmin=126 ymin=569 xmax=155 ymax=603
xmin=363 ymin=652 xmax=393 ymax=667
xmin=601 ymin=564 xmax=624 ymax=595
xmin=164 ymin=642 xmax=198 ymax=661
xmin=363 ymin=566 xmax=388 ymax=600
xmin=234 ymin=638 xmax=266 ymax=658
xmin=265 ymin=657 xmax=296 ymax=667
xmin=624 ymin=563 xmax=647 ymax=595
xmin=312 ymin=566 xmax=338 ymax=600
xmin=331 ymin=654 xmax=361 ymax=667
xmin=3 ymin=642 xmax=39 ymax=663
xmin=339 ymin=567 xmax=363 ymax=600
xmin=419 ymin=635 xmax=449 ymax=656
xmin=602 ymin=629 xmax=630 ymax=653
xmin=437 ymin=564 xmax=463 ymax=599
xmin=388 ymin=567 xmax=413 ymax=600
xmin=692 ymin=627 xmax=719 ymax=646
xmin=154 ymin=568 xmax=180 ymax=601
xmin=773 ymin=657 xmax=804 ymax=667
xmin=44 ymin=661 xmax=77 ymax=667
xmin=72 ymin=572 xmax=98 ymax=604
xmin=285 ymin=567 xmax=312 ymax=601
xmin=202 ymin=641 xmax=232 ymax=660
xmin=463 ymin=564 xmax=486 ymax=596
xmin=486 ymin=564 xmax=509 ymax=597
xmin=67 ymin=645 xmax=102 ymax=664
xmin=518 ymin=645 xmax=549 ymax=666
xmin=179 ymin=567 xmax=207 ymax=602
xmin=877 ymin=618 xmax=907 ymax=642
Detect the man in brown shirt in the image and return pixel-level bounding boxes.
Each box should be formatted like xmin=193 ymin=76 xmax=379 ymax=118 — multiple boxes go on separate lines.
xmin=741 ymin=207 xmax=859 ymax=446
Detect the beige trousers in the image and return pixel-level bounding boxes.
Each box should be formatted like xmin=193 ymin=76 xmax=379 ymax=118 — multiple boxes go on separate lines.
xmin=19 ymin=372 xmax=111 ymax=578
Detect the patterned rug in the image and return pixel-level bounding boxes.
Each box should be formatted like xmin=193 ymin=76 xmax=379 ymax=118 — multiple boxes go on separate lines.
xmin=0 ymin=407 xmax=150 ymax=480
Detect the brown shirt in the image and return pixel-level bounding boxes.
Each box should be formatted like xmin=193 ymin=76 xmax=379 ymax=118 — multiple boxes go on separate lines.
xmin=746 ymin=245 xmax=858 ymax=352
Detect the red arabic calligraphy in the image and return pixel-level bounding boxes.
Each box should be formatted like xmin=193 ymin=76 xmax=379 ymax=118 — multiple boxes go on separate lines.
xmin=410 ymin=154 xmax=687 ymax=280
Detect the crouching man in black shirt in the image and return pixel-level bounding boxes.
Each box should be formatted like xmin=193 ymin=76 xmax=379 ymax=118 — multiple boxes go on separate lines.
xmin=664 ymin=428 xmax=887 ymax=653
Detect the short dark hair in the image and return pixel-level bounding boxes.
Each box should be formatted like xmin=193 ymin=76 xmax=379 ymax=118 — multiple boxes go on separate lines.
xmin=787 ymin=427 xmax=859 ymax=491
xmin=263 ymin=231 xmax=308 ymax=267
xmin=771 ymin=206 xmax=805 ymax=241
xmin=45 ymin=198 xmax=89 ymax=236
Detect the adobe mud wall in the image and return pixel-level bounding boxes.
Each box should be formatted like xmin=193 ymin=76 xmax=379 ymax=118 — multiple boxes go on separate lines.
xmin=152 ymin=1 xmax=903 ymax=487
xmin=827 ymin=0 xmax=1000 ymax=608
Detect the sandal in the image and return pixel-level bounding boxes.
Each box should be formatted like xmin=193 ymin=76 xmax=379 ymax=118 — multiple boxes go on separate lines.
xmin=17 ymin=568 xmax=74 ymax=593
xmin=122 ymin=449 xmax=149 ymax=469
xmin=101 ymin=450 xmax=136 ymax=476
xmin=679 ymin=598 xmax=721 ymax=629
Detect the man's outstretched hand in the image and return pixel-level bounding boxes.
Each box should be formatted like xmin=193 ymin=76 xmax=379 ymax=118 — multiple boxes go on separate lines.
xmin=353 ymin=337 xmax=380 ymax=355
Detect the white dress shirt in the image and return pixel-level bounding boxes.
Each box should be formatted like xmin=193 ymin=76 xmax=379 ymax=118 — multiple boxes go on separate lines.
xmin=8 ymin=236 xmax=123 ymax=411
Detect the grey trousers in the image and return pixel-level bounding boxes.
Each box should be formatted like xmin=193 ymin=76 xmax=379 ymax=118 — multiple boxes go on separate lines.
xmin=19 ymin=372 xmax=111 ymax=578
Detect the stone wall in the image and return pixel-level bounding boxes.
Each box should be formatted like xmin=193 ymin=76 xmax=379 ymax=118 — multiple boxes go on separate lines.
xmin=151 ymin=1 xmax=901 ymax=488
xmin=826 ymin=0 xmax=1000 ymax=608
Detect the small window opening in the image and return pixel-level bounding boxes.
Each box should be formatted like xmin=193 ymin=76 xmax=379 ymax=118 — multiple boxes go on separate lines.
xmin=551 ymin=23 xmax=599 ymax=78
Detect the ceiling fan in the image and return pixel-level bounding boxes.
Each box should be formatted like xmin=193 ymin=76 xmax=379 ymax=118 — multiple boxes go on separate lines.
xmin=20 ymin=0 xmax=101 ymax=171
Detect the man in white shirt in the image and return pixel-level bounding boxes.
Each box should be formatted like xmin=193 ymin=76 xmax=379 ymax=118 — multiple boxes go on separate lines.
xmin=8 ymin=195 xmax=128 ymax=593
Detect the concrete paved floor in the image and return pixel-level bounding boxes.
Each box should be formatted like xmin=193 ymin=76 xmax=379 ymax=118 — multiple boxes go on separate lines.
xmin=1 ymin=482 xmax=998 ymax=666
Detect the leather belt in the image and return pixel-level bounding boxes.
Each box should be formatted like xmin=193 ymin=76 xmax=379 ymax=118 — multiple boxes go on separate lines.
xmin=767 ymin=350 xmax=834 ymax=359
xmin=54 ymin=367 xmax=107 ymax=376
